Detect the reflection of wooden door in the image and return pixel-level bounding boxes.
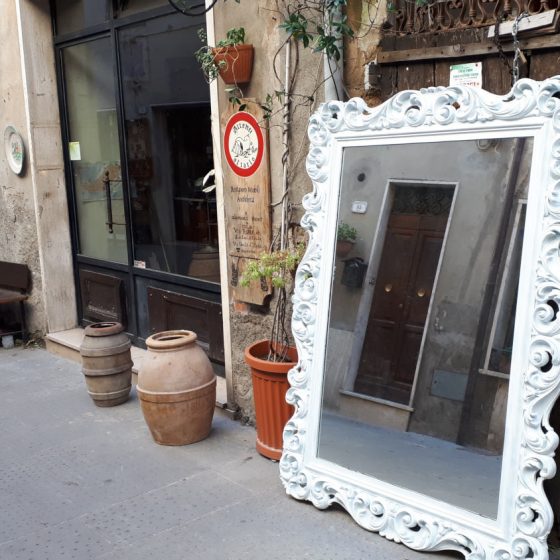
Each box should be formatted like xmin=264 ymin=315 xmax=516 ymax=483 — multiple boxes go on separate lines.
xmin=354 ymin=213 xmax=448 ymax=404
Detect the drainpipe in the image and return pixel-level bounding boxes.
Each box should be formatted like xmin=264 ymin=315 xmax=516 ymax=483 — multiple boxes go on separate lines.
xmin=324 ymin=4 xmax=344 ymax=102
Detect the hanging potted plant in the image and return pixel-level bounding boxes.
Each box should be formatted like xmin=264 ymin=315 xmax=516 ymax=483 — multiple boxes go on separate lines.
xmin=336 ymin=222 xmax=357 ymax=258
xmin=240 ymin=239 xmax=305 ymax=460
xmin=195 ymin=27 xmax=254 ymax=86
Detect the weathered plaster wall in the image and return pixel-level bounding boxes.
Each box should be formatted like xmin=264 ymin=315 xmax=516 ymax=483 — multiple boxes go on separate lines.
xmin=0 ymin=0 xmax=45 ymax=333
xmin=213 ymin=1 xmax=322 ymax=420
xmin=0 ymin=0 xmax=77 ymax=336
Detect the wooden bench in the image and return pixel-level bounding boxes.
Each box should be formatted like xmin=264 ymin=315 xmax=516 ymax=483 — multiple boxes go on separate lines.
xmin=0 ymin=261 xmax=30 ymax=343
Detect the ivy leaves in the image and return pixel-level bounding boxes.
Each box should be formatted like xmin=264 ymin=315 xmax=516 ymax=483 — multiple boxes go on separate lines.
xmin=279 ymin=0 xmax=354 ymax=62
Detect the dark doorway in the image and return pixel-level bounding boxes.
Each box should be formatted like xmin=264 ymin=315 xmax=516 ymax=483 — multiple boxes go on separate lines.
xmin=354 ymin=185 xmax=454 ymax=404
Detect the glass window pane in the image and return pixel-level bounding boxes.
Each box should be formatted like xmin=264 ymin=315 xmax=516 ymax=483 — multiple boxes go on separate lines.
xmin=116 ymin=0 xmax=167 ymax=17
xmin=55 ymin=0 xmax=109 ymax=35
xmin=62 ymin=39 xmax=129 ymax=264
xmin=119 ymin=14 xmax=218 ymax=282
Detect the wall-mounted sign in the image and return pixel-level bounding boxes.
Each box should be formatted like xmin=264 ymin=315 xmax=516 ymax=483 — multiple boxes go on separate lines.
xmin=222 ymin=105 xmax=271 ymax=305
xmin=449 ymin=62 xmax=482 ymax=89
xmin=4 ymin=126 xmax=25 ymax=176
xmin=69 ymin=141 xmax=81 ymax=161
xmin=224 ymin=111 xmax=265 ymax=178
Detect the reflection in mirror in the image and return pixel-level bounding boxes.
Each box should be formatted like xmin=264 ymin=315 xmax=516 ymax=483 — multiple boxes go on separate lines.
xmin=319 ymin=137 xmax=532 ymax=519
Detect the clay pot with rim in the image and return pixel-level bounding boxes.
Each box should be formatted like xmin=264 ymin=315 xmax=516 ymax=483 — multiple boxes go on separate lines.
xmin=80 ymin=322 xmax=133 ymax=407
xmin=244 ymin=339 xmax=297 ymax=460
xmin=137 ymin=330 xmax=216 ymax=446
xmin=336 ymin=239 xmax=355 ymax=258
xmin=213 ymin=44 xmax=254 ymax=84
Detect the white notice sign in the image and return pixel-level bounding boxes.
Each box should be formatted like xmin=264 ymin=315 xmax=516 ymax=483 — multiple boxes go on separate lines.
xmin=69 ymin=141 xmax=81 ymax=161
xmin=449 ymin=62 xmax=482 ymax=89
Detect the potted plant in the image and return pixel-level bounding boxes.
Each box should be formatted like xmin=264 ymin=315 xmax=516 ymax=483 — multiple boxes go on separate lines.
xmin=240 ymin=240 xmax=305 ymax=460
xmin=336 ymin=222 xmax=357 ymax=258
xmin=195 ymin=27 xmax=254 ymax=86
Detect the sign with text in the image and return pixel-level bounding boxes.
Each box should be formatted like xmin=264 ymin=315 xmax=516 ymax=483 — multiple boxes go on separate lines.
xmin=222 ymin=105 xmax=272 ymax=305
xmin=449 ymin=62 xmax=483 ymax=89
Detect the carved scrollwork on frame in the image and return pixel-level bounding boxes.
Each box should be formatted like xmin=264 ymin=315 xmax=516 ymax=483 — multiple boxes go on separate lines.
xmin=280 ymin=77 xmax=560 ymax=559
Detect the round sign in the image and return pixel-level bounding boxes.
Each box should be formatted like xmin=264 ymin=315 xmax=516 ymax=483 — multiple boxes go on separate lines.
xmin=223 ymin=112 xmax=264 ymax=177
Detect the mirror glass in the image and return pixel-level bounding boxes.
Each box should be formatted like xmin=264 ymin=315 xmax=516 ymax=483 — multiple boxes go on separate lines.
xmin=318 ymin=136 xmax=533 ymax=519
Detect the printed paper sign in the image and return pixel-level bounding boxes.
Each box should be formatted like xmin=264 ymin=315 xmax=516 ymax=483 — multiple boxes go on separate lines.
xmin=449 ymin=62 xmax=483 ymax=89
xmin=69 ymin=141 xmax=81 ymax=161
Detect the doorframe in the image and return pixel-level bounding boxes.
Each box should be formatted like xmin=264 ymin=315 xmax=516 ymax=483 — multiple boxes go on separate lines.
xmin=342 ymin=179 xmax=459 ymax=410
xmin=205 ymin=2 xmax=234 ymax=407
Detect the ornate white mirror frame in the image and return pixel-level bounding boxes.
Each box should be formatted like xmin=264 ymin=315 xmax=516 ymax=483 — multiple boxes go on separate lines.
xmin=281 ymin=77 xmax=560 ymax=559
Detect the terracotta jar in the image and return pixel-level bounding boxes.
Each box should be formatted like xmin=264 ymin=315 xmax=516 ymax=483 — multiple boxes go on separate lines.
xmin=80 ymin=322 xmax=133 ymax=407
xmin=245 ymin=339 xmax=297 ymax=460
xmin=137 ymin=330 xmax=216 ymax=446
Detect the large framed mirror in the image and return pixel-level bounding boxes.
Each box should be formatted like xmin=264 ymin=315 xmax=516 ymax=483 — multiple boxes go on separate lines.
xmin=281 ymin=78 xmax=560 ymax=558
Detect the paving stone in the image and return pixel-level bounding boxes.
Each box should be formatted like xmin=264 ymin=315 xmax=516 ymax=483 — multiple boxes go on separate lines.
xmin=0 ymin=347 xmax=481 ymax=560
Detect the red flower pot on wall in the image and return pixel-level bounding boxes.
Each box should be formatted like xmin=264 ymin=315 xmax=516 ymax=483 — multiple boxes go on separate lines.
xmin=244 ymin=339 xmax=297 ymax=460
xmin=213 ymin=44 xmax=254 ymax=85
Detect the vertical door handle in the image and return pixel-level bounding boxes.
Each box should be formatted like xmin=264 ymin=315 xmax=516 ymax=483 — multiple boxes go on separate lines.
xmin=104 ymin=170 xmax=114 ymax=234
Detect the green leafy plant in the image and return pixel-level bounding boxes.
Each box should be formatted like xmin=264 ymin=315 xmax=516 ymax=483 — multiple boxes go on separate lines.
xmin=337 ymin=222 xmax=357 ymax=242
xmin=195 ymin=26 xmax=247 ymax=83
xmin=240 ymin=243 xmax=306 ymax=290
xmin=240 ymin=241 xmax=306 ymax=362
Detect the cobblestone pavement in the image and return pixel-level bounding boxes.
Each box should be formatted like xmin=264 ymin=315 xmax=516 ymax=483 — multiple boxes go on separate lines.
xmin=0 ymin=346 xmax=470 ymax=560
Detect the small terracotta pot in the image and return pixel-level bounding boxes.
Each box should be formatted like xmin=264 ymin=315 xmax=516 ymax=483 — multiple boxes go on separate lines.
xmin=244 ymin=339 xmax=297 ymax=460
xmin=213 ymin=44 xmax=254 ymax=84
xmin=336 ymin=239 xmax=355 ymax=258
xmin=137 ymin=330 xmax=216 ymax=446
xmin=80 ymin=322 xmax=132 ymax=407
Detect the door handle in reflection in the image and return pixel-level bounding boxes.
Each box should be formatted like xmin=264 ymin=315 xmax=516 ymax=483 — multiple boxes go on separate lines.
xmin=384 ymin=283 xmax=392 ymax=293
xmin=103 ymin=171 xmax=114 ymax=234
xmin=103 ymin=170 xmax=125 ymax=234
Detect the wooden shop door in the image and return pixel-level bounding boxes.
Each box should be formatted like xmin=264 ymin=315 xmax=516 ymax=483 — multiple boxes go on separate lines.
xmin=354 ymin=186 xmax=452 ymax=404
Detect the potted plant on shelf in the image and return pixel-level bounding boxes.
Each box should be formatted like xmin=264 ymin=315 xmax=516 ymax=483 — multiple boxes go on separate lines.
xmin=195 ymin=27 xmax=254 ymax=86
xmin=336 ymin=222 xmax=357 ymax=258
xmin=240 ymin=238 xmax=305 ymax=461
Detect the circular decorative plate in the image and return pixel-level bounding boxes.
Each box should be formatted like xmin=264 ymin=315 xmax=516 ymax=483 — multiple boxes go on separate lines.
xmin=4 ymin=126 xmax=25 ymax=175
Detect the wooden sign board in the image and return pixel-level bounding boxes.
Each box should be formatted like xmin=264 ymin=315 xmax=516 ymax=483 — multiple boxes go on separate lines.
xmin=222 ymin=102 xmax=272 ymax=305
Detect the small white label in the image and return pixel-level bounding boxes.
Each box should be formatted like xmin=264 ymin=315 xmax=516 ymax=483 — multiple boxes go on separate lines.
xmin=352 ymin=201 xmax=368 ymax=214
xmin=69 ymin=141 xmax=81 ymax=161
xmin=134 ymin=260 xmax=146 ymax=269
xmin=449 ymin=62 xmax=483 ymax=89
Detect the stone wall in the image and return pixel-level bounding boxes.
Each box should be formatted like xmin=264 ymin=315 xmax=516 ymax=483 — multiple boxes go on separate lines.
xmin=0 ymin=0 xmax=45 ymax=334
xmin=0 ymin=0 xmax=77 ymax=336
xmin=213 ymin=1 xmax=323 ymax=420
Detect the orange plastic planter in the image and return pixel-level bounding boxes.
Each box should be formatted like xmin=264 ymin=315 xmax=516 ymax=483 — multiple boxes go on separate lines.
xmin=244 ymin=339 xmax=297 ymax=460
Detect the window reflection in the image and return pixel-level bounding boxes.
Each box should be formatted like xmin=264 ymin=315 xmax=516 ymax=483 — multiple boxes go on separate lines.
xmin=319 ymin=137 xmax=533 ymax=519
xmin=119 ymin=15 xmax=218 ymax=282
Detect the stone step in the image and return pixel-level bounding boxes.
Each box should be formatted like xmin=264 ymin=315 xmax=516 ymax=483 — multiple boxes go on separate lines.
xmin=45 ymin=328 xmax=228 ymax=408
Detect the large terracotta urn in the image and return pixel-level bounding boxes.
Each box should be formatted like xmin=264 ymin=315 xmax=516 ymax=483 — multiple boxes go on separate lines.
xmin=244 ymin=339 xmax=297 ymax=460
xmin=137 ymin=330 xmax=216 ymax=446
xmin=80 ymin=322 xmax=133 ymax=407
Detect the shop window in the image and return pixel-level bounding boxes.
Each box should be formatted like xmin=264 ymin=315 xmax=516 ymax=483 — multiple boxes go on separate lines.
xmin=54 ymin=0 xmax=110 ymax=35
xmin=115 ymin=0 xmax=168 ymax=17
